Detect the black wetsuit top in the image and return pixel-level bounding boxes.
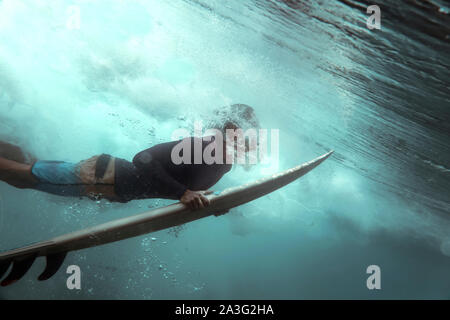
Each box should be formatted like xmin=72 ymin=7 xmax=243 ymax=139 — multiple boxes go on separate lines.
xmin=114 ymin=136 xmax=232 ymax=202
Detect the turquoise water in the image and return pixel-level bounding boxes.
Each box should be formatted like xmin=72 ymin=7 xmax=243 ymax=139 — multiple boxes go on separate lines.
xmin=0 ymin=0 xmax=449 ymax=299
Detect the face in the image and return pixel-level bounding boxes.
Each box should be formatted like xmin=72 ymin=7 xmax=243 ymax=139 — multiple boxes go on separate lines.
xmin=223 ymin=122 xmax=258 ymax=158
xmin=216 ymin=104 xmax=260 ymax=164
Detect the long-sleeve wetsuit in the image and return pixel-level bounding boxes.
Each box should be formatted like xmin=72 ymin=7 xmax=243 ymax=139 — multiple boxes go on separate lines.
xmin=113 ymin=136 xmax=231 ymax=202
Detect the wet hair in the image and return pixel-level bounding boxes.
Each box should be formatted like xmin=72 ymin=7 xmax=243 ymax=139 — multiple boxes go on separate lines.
xmin=208 ymin=104 xmax=260 ymax=133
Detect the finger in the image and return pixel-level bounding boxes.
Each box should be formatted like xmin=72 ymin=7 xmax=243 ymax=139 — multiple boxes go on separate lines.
xmin=196 ymin=197 xmax=204 ymax=209
xmin=203 ymin=190 xmax=213 ymax=195
xmin=186 ymin=198 xmax=195 ymax=210
xmin=191 ymin=198 xmax=199 ymax=210
xmin=200 ymin=194 xmax=210 ymax=207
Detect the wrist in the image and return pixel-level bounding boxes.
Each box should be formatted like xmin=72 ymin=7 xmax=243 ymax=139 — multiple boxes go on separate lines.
xmin=179 ymin=189 xmax=190 ymax=199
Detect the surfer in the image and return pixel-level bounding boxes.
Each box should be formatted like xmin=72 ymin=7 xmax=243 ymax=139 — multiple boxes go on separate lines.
xmin=0 ymin=104 xmax=259 ymax=209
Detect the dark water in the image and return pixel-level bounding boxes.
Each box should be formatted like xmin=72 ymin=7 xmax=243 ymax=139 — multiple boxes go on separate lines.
xmin=0 ymin=0 xmax=449 ymax=299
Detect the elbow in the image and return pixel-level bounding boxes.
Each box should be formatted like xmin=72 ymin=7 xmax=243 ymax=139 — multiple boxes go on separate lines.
xmin=133 ymin=151 xmax=153 ymax=168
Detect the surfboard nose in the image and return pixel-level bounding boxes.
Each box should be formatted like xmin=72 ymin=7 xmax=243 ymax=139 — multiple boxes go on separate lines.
xmin=321 ymin=150 xmax=334 ymax=160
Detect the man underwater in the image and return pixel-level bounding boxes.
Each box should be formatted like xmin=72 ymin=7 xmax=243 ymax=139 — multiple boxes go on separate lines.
xmin=0 ymin=104 xmax=259 ymax=210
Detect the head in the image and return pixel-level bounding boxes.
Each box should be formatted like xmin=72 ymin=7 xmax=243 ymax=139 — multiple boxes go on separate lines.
xmin=208 ymin=104 xmax=260 ymax=161
xmin=218 ymin=104 xmax=259 ymax=132
xmin=208 ymin=103 xmax=259 ymax=132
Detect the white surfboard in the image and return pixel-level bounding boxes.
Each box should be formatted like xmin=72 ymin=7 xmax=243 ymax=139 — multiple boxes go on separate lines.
xmin=0 ymin=151 xmax=333 ymax=286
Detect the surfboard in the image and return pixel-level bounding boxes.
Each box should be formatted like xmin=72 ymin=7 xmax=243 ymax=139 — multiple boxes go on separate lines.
xmin=0 ymin=150 xmax=333 ymax=286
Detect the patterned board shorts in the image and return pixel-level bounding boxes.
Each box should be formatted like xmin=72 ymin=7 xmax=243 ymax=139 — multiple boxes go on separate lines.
xmin=30 ymin=154 xmax=118 ymax=201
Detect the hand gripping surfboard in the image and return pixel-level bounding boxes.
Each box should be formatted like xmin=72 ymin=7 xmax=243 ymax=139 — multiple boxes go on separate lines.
xmin=0 ymin=151 xmax=333 ymax=286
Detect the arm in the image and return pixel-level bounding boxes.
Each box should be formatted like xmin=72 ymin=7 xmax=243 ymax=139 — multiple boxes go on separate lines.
xmin=133 ymin=147 xmax=210 ymax=209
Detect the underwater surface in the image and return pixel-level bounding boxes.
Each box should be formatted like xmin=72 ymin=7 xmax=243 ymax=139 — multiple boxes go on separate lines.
xmin=0 ymin=0 xmax=449 ymax=299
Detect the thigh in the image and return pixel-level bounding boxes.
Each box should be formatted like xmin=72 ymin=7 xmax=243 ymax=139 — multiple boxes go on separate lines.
xmin=78 ymin=155 xmax=118 ymax=201
xmin=78 ymin=155 xmax=115 ymax=184
xmin=30 ymin=155 xmax=119 ymax=201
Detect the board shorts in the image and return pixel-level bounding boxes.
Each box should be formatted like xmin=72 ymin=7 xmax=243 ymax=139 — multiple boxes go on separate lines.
xmin=30 ymin=154 xmax=119 ymax=201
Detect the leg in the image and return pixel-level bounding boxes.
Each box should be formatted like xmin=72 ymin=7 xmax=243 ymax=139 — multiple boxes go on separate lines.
xmin=0 ymin=157 xmax=38 ymax=189
xmin=78 ymin=154 xmax=119 ymax=202
xmin=0 ymin=141 xmax=38 ymax=189
xmin=27 ymin=154 xmax=120 ymax=202
xmin=0 ymin=141 xmax=36 ymax=165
